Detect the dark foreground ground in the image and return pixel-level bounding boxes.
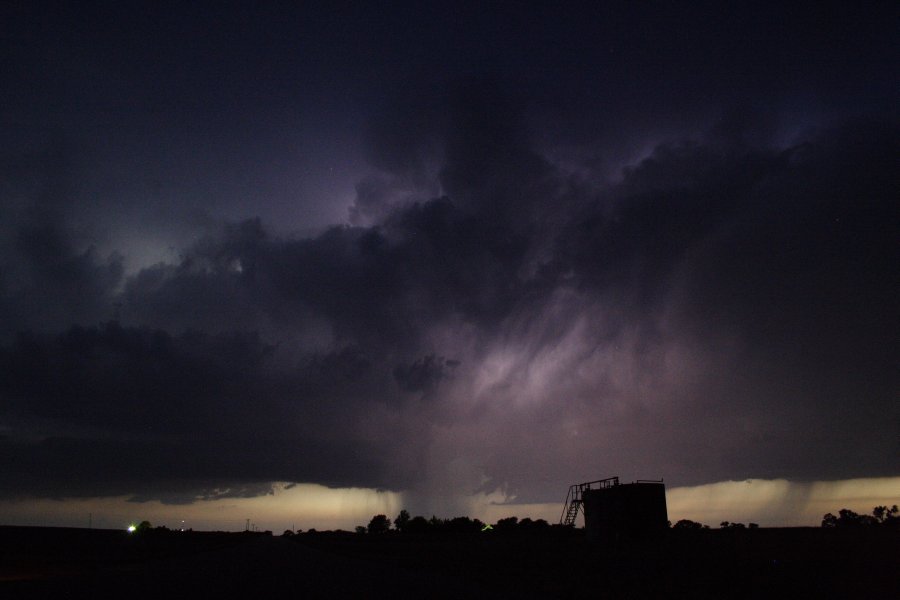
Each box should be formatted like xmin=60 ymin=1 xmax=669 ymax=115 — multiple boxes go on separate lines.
xmin=1 ymin=525 xmax=897 ymax=599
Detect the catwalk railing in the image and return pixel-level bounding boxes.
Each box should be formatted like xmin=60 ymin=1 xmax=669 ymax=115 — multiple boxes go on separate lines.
xmin=559 ymin=476 xmax=620 ymax=526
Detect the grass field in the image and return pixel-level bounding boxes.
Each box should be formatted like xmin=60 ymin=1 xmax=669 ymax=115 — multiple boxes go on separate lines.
xmin=1 ymin=525 xmax=897 ymax=598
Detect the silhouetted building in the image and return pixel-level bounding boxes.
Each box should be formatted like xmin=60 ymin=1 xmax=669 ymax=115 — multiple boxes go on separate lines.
xmin=582 ymin=479 xmax=667 ymax=542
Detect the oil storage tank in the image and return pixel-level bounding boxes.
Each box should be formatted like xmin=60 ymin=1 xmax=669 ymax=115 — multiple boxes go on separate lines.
xmin=582 ymin=480 xmax=668 ymax=542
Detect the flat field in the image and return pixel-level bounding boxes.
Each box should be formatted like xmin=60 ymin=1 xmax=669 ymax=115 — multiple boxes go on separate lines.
xmin=1 ymin=525 xmax=896 ymax=598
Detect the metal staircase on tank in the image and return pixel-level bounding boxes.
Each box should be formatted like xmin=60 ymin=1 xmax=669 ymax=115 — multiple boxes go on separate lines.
xmin=559 ymin=476 xmax=619 ymax=526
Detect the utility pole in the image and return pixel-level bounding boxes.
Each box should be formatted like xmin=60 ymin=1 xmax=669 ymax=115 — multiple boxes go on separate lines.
xmin=245 ymin=518 xmax=250 ymax=532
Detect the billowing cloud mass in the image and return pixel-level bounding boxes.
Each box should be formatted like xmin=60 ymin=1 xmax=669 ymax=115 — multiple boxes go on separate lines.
xmin=1 ymin=4 xmax=897 ymax=518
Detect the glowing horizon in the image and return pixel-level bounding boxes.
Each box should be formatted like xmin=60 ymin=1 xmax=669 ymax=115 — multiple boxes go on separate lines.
xmin=1 ymin=476 xmax=896 ymax=533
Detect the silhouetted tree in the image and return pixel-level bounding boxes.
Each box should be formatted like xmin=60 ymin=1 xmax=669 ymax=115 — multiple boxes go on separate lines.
xmin=518 ymin=518 xmax=550 ymax=532
xmin=367 ymin=514 xmax=391 ymax=534
xmin=822 ymin=505 xmax=899 ymax=528
xmin=355 ymin=526 xmax=367 ymax=534
xmin=394 ymin=509 xmax=411 ymax=533
xmin=495 ymin=516 xmax=519 ymax=532
xmin=672 ymin=519 xmax=705 ymax=530
xmin=406 ymin=515 xmax=430 ymax=534
xmin=446 ymin=516 xmax=480 ymax=533
xmin=872 ymin=505 xmax=899 ymax=526
xmin=823 ymin=509 xmax=867 ymax=527
xmin=282 ymin=529 xmax=294 ymax=537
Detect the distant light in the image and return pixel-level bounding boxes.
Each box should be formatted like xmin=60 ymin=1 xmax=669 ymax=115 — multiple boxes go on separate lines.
xmin=127 ymin=525 xmax=137 ymax=533
xmin=481 ymin=524 xmax=493 ymax=532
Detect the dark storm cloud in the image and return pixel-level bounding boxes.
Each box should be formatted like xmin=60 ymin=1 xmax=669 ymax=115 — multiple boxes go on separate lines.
xmin=394 ymin=355 xmax=460 ymax=394
xmin=3 ymin=107 xmax=896 ymax=504
xmin=0 ymin=323 xmax=400 ymax=501
xmin=0 ymin=145 xmax=124 ymax=337
xmin=360 ymin=78 xmax=562 ymax=227
xmin=1 ymin=3 xmax=897 ymax=508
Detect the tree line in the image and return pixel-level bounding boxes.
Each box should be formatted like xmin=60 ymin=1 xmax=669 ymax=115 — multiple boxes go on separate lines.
xmin=358 ymin=511 xmax=555 ymax=535
xmin=664 ymin=504 xmax=899 ymax=530
xmin=351 ymin=503 xmax=899 ymax=535
xmin=821 ymin=505 xmax=898 ymax=529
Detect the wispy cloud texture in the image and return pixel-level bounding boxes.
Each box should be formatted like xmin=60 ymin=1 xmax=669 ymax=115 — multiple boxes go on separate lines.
xmin=1 ymin=4 xmax=897 ymax=516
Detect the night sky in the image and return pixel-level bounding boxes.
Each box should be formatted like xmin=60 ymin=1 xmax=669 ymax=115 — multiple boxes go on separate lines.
xmin=1 ymin=1 xmax=897 ymax=528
